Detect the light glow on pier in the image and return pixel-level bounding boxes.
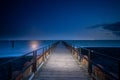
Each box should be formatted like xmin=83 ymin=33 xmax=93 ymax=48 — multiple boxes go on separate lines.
xmin=30 ymin=41 xmax=39 ymax=50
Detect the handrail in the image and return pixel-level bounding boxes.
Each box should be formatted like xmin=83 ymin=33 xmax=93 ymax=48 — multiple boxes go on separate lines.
xmin=64 ymin=41 xmax=120 ymax=61
xmin=0 ymin=51 xmax=33 ymax=66
xmin=80 ymin=47 xmax=120 ymax=61
xmin=0 ymin=46 xmax=47 ymax=66
xmin=0 ymin=42 xmax=56 ymax=66
xmin=0 ymin=41 xmax=59 ymax=80
xmin=63 ymin=41 xmax=120 ymax=80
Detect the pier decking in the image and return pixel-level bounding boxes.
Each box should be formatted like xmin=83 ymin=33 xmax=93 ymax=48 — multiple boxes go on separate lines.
xmin=33 ymin=43 xmax=89 ymax=80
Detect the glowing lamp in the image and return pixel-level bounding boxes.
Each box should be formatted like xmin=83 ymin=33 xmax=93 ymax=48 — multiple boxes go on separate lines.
xmin=32 ymin=44 xmax=37 ymax=50
xmin=30 ymin=41 xmax=38 ymax=50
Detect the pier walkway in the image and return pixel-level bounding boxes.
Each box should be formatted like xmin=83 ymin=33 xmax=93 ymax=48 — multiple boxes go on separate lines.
xmin=33 ymin=43 xmax=89 ymax=80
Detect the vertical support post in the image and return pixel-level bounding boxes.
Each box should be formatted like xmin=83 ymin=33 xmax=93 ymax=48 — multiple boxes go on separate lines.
xmin=77 ymin=48 xmax=79 ymax=60
xmin=32 ymin=51 xmax=37 ymax=72
xmin=71 ymin=45 xmax=73 ymax=54
xmin=70 ymin=46 xmax=71 ymax=50
xmin=71 ymin=48 xmax=73 ymax=54
xmin=73 ymin=48 xmax=75 ymax=55
xmin=72 ymin=46 xmax=74 ymax=55
xmin=45 ymin=47 xmax=46 ymax=59
xmin=79 ymin=48 xmax=82 ymax=62
xmin=44 ymin=47 xmax=46 ymax=58
xmin=49 ymin=46 xmax=51 ymax=54
xmin=72 ymin=48 xmax=74 ymax=55
xmin=88 ymin=50 xmax=92 ymax=75
xmin=49 ymin=45 xmax=51 ymax=55
xmin=8 ymin=62 xmax=12 ymax=80
xmin=42 ymin=48 xmax=45 ymax=61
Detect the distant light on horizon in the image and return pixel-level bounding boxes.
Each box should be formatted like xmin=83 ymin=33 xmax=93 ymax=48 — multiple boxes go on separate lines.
xmin=30 ymin=41 xmax=39 ymax=50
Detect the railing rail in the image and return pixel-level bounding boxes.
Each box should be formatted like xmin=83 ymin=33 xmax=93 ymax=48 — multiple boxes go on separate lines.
xmin=63 ymin=41 xmax=120 ymax=80
xmin=0 ymin=41 xmax=59 ymax=80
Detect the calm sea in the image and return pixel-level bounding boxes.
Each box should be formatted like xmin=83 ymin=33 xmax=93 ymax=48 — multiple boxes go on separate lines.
xmin=0 ymin=40 xmax=120 ymax=57
xmin=0 ymin=40 xmax=53 ymax=57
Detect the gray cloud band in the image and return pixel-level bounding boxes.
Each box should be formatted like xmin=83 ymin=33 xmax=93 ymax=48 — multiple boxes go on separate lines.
xmin=87 ymin=22 xmax=120 ymax=37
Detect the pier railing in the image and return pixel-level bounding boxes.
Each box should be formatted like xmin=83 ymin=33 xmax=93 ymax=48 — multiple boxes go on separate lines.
xmin=63 ymin=41 xmax=120 ymax=80
xmin=0 ymin=41 xmax=59 ymax=80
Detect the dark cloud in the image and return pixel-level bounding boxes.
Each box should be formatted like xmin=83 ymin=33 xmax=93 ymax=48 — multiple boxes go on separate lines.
xmin=87 ymin=22 xmax=120 ymax=37
xmin=103 ymin=22 xmax=120 ymax=36
xmin=87 ymin=24 xmax=105 ymax=29
xmin=103 ymin=22 xmax=120 ymax=31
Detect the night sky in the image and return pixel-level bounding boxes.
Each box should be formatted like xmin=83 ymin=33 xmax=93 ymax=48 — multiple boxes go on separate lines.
xmin=0 ymin=0 xmax=120 ymax=40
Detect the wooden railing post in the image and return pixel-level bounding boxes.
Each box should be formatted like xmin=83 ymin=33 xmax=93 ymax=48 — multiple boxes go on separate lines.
xmin=49 ymin=45 xmax=51 ymax=55
xmin=73 ymin=46 xmax=75 ymax=55
xmin=45 ymin=47 xmax=47 ymax=59
xmin=49 ymin=46 xmax=51 ymax=55
xmin=71 ymin=46 xmax=73 ymax=54
xmin=44 ymin=47 xmax=46 ymax=60
xmin=77 ymin=48 xmax=79 ymax=60
xmin=70 ymin=46 xmax=72 ymax=53
xmin=79 ymin=48 xmax=82 ymax=62
xmin=44 ymin=47 xmax=46 ymax=59
xmin=32 ymin=50 xmax=37 ymax=72
xmin=72 ymin=47 xmax=75 ymax=55
xmin=88 ymin=50 xmax=92 ymax=75
xmin=43 ymin=48 xmax=45 ymax=61
xmin=8 ymin=62 xmax=12 ymax=80
xmin=71 ymin=48 xmax=73 ymax=54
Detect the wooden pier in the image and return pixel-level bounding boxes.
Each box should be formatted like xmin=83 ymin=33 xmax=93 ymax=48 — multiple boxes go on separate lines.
xmin=33 ymin=43 xmax=90 ymax=80
xmin=0 ymin=41 xmax=120 ymax=80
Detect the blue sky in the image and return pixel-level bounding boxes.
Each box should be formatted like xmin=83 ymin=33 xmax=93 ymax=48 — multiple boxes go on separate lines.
xmin=0 ymin=0 xmax=120 ymax=40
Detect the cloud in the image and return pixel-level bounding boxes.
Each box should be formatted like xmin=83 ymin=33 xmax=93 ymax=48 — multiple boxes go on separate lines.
xmin=87 ymin=24 xmax=104 ymax=29
xmin=87 ymin=21 xmax=120 ymax=37
xmin=103 ymin=22 xmax=120 ymax=36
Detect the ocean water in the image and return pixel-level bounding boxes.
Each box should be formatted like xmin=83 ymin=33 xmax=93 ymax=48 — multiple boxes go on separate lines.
xmin=0 ymin=40 xmax=120 ymax=58
xmin=0 ymin=40 xmax=54 ymax=58
xmin=66 ymin=40 xmax=120 ymax=47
